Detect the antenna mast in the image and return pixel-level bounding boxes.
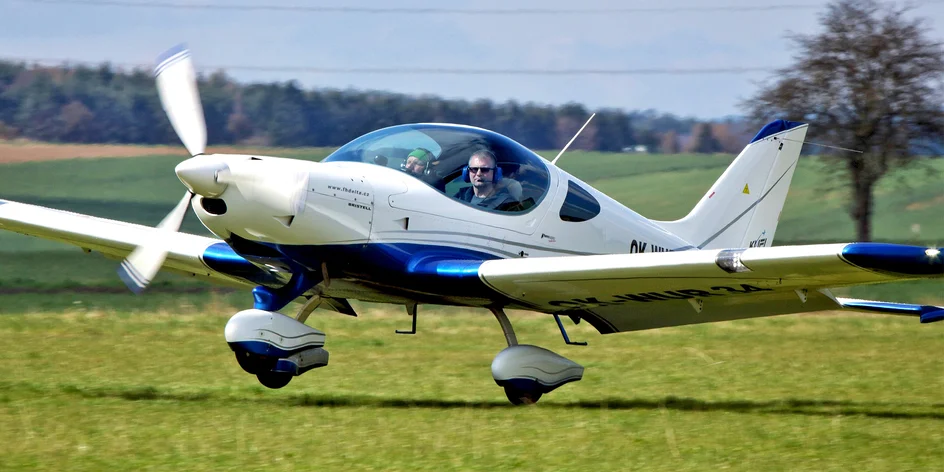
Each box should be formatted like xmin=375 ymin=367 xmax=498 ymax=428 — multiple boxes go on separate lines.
xmin=551 ymin=113 xmax=596 ymax=165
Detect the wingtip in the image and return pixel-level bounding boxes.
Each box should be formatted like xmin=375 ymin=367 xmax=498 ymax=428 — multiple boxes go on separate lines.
xmin=841 ymin=243 xmax=944 ymax=276
xmin=920 ymin=309 xmax=944 ymax=324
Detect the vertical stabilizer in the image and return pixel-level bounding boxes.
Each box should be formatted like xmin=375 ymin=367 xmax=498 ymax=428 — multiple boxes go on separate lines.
xmin=656 ymin=120 xmax=808 ymax=249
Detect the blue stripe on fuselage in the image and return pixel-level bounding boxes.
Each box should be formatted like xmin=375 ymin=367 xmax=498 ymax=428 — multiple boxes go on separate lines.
xmin=276 ymin=242 xmax=494 ymax=298
xmin=202 ymin=241 xmax=496 ymax=300
xmin=202 ymin=242 xmax=283 ymax=286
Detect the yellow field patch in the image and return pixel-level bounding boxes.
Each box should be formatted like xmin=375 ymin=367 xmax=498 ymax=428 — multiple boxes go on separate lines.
xmin=0 ymin=140 xmax=307 ymax=163
xmin=904 ymin=193 xmax=944 ymax=211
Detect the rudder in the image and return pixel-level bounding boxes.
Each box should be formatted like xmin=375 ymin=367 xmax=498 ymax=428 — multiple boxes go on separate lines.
xmin=656 ymin=120 xmax=808 ymax=249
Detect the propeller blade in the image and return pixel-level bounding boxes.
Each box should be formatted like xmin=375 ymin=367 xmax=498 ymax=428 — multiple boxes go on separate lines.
xmin=155 ymin=45 xmax=206 ymax=156
xmin=118 ymin=192 xmax=194 ymax=294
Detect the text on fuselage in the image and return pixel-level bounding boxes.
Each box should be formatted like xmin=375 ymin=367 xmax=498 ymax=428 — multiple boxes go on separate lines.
xmin=630 ymin=239 xmax=674 ymax=254
xmin=548 ymin=284 xmax=773 ymax=308
xmin=327 ymin=185 xmax=371 ymax=198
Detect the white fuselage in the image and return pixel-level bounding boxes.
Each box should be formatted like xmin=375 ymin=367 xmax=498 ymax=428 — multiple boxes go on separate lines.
xmin=190 ymin=156 xmax=690 ymax=261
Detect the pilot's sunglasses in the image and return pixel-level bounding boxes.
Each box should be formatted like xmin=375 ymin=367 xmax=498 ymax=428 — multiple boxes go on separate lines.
xmin=469 ymin=167 xmax=495 ymax=174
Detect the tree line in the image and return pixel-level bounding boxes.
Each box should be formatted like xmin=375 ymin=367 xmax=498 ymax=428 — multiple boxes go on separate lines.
xmin=0 ymin=60 xmax=746 ymax=153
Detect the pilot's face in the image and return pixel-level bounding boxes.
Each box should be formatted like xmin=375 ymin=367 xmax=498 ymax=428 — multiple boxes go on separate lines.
xmin=405 ymin=156 xmax=425 ymax=175
xmin=468 ymin=155 xmax=496 ymax=189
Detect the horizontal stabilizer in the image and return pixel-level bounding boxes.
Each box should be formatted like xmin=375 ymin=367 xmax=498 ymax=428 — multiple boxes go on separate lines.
xmin=837 ymin=298 xmax=944 ymax=323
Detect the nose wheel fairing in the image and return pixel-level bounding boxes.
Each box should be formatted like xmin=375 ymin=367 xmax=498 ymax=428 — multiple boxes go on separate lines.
xmin=225 ymin=309 xmax=330 ymax=389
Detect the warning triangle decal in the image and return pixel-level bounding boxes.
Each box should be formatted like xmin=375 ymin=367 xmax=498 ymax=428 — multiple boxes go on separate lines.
xmin=742 ymin=184 xmax=750 ymax=194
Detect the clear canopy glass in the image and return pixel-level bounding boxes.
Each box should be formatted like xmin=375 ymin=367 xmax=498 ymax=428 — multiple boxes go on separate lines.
xmin=323 ymin=124 xmax=551 ymax=213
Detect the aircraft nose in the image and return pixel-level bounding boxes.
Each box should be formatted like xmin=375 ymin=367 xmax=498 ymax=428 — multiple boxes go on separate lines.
xmin=175 ymin=156 xmax=229 ymax=197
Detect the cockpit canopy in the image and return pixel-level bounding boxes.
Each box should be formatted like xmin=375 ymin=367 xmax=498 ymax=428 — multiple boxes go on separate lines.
xmin=323 ymin=124 xmax=551 ymax=213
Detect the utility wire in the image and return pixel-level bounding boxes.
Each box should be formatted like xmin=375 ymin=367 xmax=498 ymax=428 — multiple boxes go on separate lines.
xmin=0 ymin=57 xmax=780 ymax=75
xmin=15 ymin=0 xmax=944 ymax=14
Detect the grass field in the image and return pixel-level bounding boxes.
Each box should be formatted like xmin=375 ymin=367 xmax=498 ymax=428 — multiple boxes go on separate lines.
xmin=0 ymin=144 xmax=942 ymax=470
xmin=2 ymin=308 xmax=944 ymax=471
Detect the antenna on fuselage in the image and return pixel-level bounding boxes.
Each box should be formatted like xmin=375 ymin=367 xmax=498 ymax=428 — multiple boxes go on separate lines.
xmin=551 ymin=113 xmax=595 ymax=166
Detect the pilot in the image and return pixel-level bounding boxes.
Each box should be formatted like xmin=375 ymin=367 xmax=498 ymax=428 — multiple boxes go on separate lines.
xmin=454 ymin=150 xmax=516 ymax=210
xmin=404 ymin=148 xmax=434 ymax=176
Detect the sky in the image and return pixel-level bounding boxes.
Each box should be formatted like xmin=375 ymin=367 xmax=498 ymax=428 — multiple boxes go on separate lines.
xmin=3 ymin=0 xmax=944 ymax=119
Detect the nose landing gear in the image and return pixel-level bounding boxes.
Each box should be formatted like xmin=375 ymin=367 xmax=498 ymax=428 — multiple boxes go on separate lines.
xmin=225 ymin=309 xmax=329 ymax=389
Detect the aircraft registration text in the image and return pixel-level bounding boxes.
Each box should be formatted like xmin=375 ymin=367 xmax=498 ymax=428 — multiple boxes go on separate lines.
xmin=548 ymin=284 xmax=773 ymax=308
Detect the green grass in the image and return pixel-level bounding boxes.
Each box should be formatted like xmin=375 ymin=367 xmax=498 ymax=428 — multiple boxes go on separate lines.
xmin=1 ymin=308 xmax=944 ymax=470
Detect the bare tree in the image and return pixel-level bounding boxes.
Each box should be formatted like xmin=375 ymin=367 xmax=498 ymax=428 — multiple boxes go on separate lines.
xmin=660 ymin=129 xmax=680 ymax=154
xmin=744 ymin=0 xmax=944 ymax=241
xmin=712 ymin=122 xmax=751 ymax=154
xmin=686 ymin=122 xmax=724 ymax=154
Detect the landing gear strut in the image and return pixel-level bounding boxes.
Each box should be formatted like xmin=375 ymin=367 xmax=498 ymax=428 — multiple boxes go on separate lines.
xmin=488 ymin=307 xmax=584 ymax=405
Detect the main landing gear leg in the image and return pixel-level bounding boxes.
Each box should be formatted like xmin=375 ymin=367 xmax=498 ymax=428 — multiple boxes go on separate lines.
xmin=296 ymin=263 xmax=330 ymax=324
xmin=489 ymin=306 xmax=518 ymax=347
xmin=295 ymin=286 xmax=323 ymax=324
xmin=488 ymin=307 xmax=585 ymax=406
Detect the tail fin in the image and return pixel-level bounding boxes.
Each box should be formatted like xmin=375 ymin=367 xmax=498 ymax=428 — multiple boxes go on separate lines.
xmin=656 ymin=120 xmax=808 ymax=249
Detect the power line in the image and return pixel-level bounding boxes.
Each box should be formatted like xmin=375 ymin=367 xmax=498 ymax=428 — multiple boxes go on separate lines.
xmin=0 ymin=57 xmax=780 ymax=76
xmin=17 ymin=0 xmax=944 ymax=15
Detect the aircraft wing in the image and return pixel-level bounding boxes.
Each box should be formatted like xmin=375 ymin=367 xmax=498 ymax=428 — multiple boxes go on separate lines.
xmin=0 ymin=199 xmax=274 ymax=288
xmin=478 ymin=243 xmax=944 ymax=334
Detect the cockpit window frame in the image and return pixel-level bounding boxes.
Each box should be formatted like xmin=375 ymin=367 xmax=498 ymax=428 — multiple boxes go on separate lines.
xmin=559 ymin=180 xmax=601 ymax=222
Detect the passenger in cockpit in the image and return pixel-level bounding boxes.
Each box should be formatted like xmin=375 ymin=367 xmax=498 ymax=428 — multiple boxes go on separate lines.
xmin=404 ymin=147 xmax=447 ymax=191
xmin=404 ymin=148 xmax=434 ymax=176
xmin=454 ymin=150 xmax=516 ymax=210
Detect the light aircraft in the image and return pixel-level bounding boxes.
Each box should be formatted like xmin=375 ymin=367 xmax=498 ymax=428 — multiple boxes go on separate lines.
xmin=1 ymin=46 xmax=942 ymax=405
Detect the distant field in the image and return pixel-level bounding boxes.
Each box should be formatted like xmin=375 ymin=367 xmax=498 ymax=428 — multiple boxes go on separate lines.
xmin=0 ymin=140 xmax=334 ymax=163
xmin=2 ymin=309 xmax=944 ymax=471
xmin=548 ymin=151 xmax=944 ymax=244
